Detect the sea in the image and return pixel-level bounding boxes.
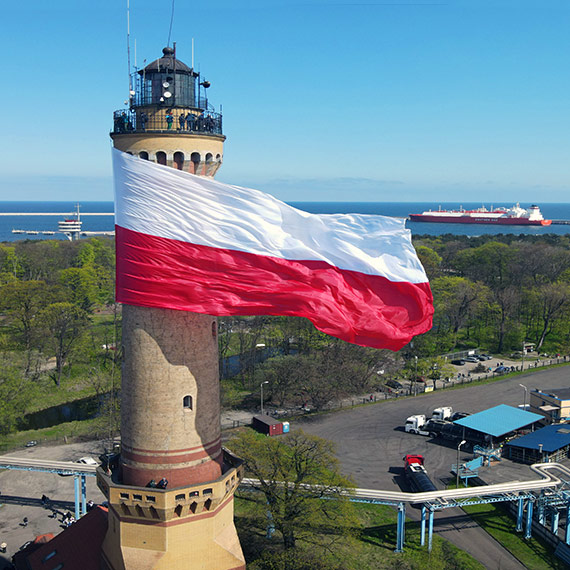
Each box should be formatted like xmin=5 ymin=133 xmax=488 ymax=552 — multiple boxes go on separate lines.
xmin=1 ymin=201 xmax=570 ymax=242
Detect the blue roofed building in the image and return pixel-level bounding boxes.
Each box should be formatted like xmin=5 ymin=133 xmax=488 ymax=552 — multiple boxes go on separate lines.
xmin=505 ymin=424 xmax=570 ymax=464
xmin=453 ymin=404 xmax=543 ymax=440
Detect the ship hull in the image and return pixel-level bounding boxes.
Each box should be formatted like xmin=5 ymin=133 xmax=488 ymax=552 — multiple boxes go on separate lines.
xmin=409 ymin=214 xmax=551 ymax=226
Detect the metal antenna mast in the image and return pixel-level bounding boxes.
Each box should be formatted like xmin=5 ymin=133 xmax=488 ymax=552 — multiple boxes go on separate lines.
xmin=127 ymin=0 xmax=133 ymax=97
xmin=167 ymin=0 xmax=175 ymax=47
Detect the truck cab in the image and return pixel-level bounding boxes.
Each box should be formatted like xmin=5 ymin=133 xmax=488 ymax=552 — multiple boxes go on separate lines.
xmin=405 ymin=414 xmax=426 ymax=434
xmin=432 ymin=406 xmax=453 ymax=420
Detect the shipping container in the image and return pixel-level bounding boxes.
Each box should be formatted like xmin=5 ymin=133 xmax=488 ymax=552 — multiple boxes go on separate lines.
xmin=252 ymin=415 xmax=284 ymax=436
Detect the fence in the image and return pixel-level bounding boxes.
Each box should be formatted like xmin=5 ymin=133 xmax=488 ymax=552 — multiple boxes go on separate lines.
xmin=111 ymin=109 xmax=223 ymax=135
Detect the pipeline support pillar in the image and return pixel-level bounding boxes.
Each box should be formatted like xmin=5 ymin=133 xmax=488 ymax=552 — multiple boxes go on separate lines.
xmin=395 ymin=502 xmax=405 ymax=553
xmin=428 ymin=508 xmax=434 ymax=552
xmin=516 ymin=497 xmax=524 ymax=532
xmin=524 ymin=500 xmax=533 ymax=540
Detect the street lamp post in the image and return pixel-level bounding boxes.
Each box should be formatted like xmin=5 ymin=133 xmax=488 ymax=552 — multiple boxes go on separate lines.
xmin=522 ymin=341 xmax=525 ymax=371
xmin=519 ymin=383 xmax=528 ymax=410
xmin=260 ymin=381 xmax=269 ymax=416
xmin=456 ymin=440 xmax=467 ymax=489
xmin=414 ymin=356 xmax=418 ymax=396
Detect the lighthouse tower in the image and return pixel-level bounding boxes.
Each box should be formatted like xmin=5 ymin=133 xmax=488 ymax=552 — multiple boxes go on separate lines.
xmin=98 ymin=46 xmax=245 ymax=570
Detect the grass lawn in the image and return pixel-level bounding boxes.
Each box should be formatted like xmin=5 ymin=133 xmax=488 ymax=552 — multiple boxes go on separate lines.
xmin=0 ymin=417 xmax=113 ymax=452
xmin=463 ymin=502 xmax=566 ymax=570
xmin=235 ymin=494 xmax=484 ymax=570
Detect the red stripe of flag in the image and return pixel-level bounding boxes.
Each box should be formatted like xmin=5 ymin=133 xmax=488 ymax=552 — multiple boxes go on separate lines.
xmin=116 ymin=225 xmax=433 ymax=350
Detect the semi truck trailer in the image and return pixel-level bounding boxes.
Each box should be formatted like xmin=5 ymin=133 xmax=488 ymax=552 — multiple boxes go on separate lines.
xmin=403 ymin=454 xmax=437 ymax=493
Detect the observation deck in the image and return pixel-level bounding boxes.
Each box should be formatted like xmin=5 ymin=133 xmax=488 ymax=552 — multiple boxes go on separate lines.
xmin=111 ymin=108 xmax=222 ymax=136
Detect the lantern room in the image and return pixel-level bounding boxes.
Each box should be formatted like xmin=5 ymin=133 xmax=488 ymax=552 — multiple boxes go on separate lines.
xmin=111 ymin=46 xmax=222 ymax=135
xmin=133 ymin=46 xmax=209 ymax=109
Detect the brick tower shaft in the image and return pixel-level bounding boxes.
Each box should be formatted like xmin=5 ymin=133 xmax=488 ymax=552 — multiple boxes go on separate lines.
xmin=98 ymin=45 xmax=245 ymax=570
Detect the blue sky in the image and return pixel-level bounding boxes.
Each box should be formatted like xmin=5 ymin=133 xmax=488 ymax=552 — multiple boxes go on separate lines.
xmin=1 ymin=0 xmax=569 ymax=202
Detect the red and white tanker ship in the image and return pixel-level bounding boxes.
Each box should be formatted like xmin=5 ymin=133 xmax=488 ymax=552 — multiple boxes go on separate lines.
xmin=409 ymin=204 xmax=552 ymax=226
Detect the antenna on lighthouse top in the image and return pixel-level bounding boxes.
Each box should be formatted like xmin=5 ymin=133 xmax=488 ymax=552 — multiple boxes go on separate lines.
xmin=192 ymin=37 xmax=194 ymax=68
xmin=167 ymin=0 xmax=175 ymax=47
xmin=127 ymin=0 xmax=133 ymax=99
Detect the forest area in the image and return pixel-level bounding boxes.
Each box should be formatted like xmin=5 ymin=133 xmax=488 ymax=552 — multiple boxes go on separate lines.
xmin=1 ymin=233 xmax=570 ymax=445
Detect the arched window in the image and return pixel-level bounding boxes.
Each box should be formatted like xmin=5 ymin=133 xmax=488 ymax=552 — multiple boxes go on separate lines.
xmin=139 ymin=151 xmax=149 ymax=160
xmin=156 ymin=151 xmax=167 ymax=165
xmin=205 ymin=152 xmax=213 ymax=163
xmin=190 ymin=152 xmax=201 ymax=174
xmin=215 ymin=154 xmax=221 ymax=161
xmin=173 ymin=151 xmax=184 ymax=170
xmin=183 ymin=395 xmax=193 ymax=410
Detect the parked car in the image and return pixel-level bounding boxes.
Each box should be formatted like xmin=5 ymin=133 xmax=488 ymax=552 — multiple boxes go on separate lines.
xmin=479 ymin=354 xmax=493 ymax=360
xmin=464 ymin=356 xmax=479 ymax=363
xmin=494 ymin=365 xmax=509 ymax=374
xmin=77 ymin=457 xmax=98 ymax=466
xmin=25 ymin=440 xmax=38 ymax=448
xmin=451 ymin=359 xmax=465 ymax=365
xmin=386 ymin=379 xmax=403 ymax=390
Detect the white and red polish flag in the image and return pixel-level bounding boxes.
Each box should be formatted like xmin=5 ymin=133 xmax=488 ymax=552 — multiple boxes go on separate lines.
xmin=113 ymin=149 xmax=433 ymax=350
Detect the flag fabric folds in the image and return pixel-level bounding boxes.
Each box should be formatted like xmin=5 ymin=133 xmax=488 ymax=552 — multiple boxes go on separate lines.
xmin=113 ymin=149 xmax=433 ymax=350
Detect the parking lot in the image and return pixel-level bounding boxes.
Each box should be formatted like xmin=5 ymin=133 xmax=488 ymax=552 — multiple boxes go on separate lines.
xmin=300 ymin=365 xmax=570 ymax=489
xmin=298 ymin=365 xmax=570 ymax=569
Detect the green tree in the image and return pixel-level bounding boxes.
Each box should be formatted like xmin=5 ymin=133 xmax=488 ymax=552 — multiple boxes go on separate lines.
xmin=230 ymin=430 xmax=357 ymax=550
xmin=431 ymin=276 xmax=490 ymax=346
xmin=258 ymin=355 xmax=305 ymax=407
xmin=453 ymin=241 xmax=516 ymax=290
xmin=0 ymin=244 xmax=22 ymax=279
xmin=0 ymin=348 xmax=36 ymax=435
xmin=38 ymin=302 xmax=90 ymax=386
xmin=0 ymin=280 xmax=60 ymax=375
xmin=527 ymin=283 xmax=570 ymax=350
xmin=72 ymin=239 xmax=115 ymax=305
xmin=415 ymin=245 xmax=442 ymax=280
xmin=59 ymin=267 xmax=99 ymax=311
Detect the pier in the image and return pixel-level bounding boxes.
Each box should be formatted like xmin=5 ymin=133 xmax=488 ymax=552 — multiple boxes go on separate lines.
xmin=0 ymin=212 xmax=113 ymax=216
xmin=7 ymin=207 xmax=114 ymax=240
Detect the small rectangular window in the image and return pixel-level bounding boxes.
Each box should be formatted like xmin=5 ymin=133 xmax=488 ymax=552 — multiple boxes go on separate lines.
xmin=146 ymin=496 xmax=156 ymax=503
xmin=120 ymin=493 xmax=129 ymax=499
xmin=133 ymin=494 xmax=142 ymax=501
xmin=175 ymin=494 xmax=185 ymax=501
xmin=189 ymin=490 xmax=199 ymax=497
xmin=203 ymin=488 xmax=213 ymax=495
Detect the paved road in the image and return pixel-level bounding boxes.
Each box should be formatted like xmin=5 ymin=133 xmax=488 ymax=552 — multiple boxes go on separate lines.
xmin=298 ymin=365 xmax=570 ymax=568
